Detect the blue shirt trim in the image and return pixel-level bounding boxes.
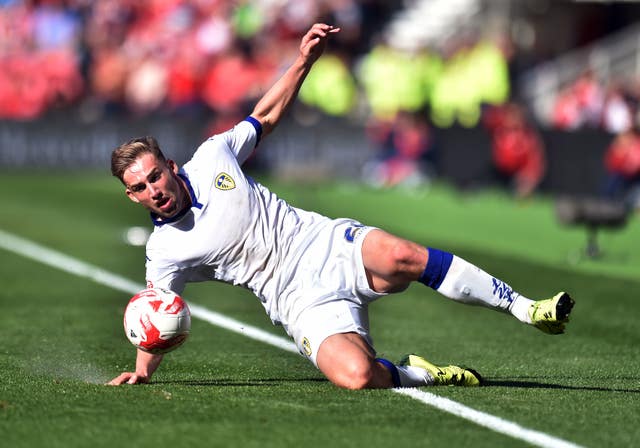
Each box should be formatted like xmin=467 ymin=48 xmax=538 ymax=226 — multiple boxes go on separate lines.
xmin=245 ymin=116 xmax=263 ymax=146
xmin=151 ymin=173 xmax=202 ymax=227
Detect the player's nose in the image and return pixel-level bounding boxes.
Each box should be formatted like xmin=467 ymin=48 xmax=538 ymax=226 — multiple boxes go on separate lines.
xmin=148 ymin=184 xmax=161 ymax=199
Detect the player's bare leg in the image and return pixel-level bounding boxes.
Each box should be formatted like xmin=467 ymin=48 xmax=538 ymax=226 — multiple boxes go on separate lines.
xmin=361 ymin=229 xmax=574 ymax=332
xmin=316 ymin=332 xmax=481 ymax=388
xmin=360 ymin=229 xmax=425 ymax=293
xmin=316 ymin=332 xmax=393 ymax=389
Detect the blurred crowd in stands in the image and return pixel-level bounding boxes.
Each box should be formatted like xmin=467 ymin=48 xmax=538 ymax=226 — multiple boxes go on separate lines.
xmin=0 ymin=0 xmax=519 ymax=189
xmin=0 ymin=0 xmax=399 ymax=122
xmin=1 ymin=0 xmax=639 ymax=201
xmin=552 ymin=69 xmax=640 ymax=135
xmin=0 ymin=0 xmax=511 ymax=126
xmin=548 ymin=69 xmax=640 ymax=204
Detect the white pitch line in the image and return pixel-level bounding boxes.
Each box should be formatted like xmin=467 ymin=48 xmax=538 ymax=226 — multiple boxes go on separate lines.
xmin=0 ymin=228 xmax=584 ymax=448
xmin=394 ymin=388 xmax=583 ymax=448
xmin=188 ymin=303 xmax=298 ymax=354
xmin=0 ymin=228 xmax=297 ymax=353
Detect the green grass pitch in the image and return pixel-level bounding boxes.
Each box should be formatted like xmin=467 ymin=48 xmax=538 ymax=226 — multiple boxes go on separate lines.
xmin=1 ymin=171 xmax=639 ymax=447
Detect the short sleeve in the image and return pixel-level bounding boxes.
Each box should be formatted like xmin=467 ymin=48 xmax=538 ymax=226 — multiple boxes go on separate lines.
xmin=217 ymin=117 xmax=262 ymax=165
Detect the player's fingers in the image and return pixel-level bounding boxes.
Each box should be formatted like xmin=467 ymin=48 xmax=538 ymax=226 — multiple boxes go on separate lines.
xmin=316 ymin=24 xmax=340 ymax=35
xmin=309 ymin=23 xmax=329 ymax=35
xmin=106 ymin=372 xmax=132 ymax=386
xmin=305 ymin=23 xmax=337 ymax=41
xmin=311 ymin=23 xmax=338 ymax=33
xmin=302 ymin=24 xmax=338 ymax=50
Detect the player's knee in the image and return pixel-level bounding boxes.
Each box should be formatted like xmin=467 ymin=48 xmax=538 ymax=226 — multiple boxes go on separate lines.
xmin=388 ymin=239 xmax=423 ymax=274
xmin=330 ymin=359 xmax=375 ymax=390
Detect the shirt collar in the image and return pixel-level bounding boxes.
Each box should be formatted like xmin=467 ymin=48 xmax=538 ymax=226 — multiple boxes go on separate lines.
xmin=150 ymin=172 xmax=203 ymax=227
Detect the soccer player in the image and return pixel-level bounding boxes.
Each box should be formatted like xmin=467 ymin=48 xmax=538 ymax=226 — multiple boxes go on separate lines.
xmin=108 ymin=23 xmax=574 ymax=389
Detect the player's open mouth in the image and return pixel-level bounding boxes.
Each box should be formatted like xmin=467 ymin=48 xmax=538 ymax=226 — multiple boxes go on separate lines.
xmin=157 ymin=197 xmax=172 ymax=211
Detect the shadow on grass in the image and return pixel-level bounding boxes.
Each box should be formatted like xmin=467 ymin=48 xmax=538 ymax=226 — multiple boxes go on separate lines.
xmin=152 ymin=377 xmax=328 ymax=387
xmin=150 ymin=377 xmax=640 ymax=393
xmin=485 ymin=378 xmax=640 ymax=394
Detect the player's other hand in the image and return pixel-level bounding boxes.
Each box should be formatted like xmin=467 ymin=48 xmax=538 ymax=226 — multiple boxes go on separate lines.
xmin=300 ymin=23 xmax=340 ymax=66
xmin=106 ymin=372 xmax=150 ymax=386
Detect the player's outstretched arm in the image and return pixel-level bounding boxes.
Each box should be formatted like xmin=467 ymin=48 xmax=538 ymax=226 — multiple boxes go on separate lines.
xmin=250 ymin=23 xmax=340 ymax=137
xmin=107 ymin=349 xmax=164 ymax=385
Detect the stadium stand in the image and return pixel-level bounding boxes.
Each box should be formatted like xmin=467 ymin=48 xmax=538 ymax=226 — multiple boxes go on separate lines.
xmin=2 ymin=0 xmax=640 ymax=199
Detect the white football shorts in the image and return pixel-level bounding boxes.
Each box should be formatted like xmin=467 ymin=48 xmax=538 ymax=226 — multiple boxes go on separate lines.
xmin=286 ymin=224 xmax=386 ymax=367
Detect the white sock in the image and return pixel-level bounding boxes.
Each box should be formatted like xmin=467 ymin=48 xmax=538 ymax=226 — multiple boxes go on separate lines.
xmin=436 ymin=255 xmax=534 ymax=323
xmin=510 ymin=295 xmax=534 ymax=324
xmin=396 ymin=365 xmax=435 ymax=387
xmin=377 ymin=358 xmax=436 ymax=387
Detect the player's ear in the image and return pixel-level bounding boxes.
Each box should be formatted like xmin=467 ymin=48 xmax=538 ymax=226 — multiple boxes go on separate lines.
xmin=167 ymin=159 xmax=178 ymax=174
xmin=125 ymin=188 xmax=141 ymax=203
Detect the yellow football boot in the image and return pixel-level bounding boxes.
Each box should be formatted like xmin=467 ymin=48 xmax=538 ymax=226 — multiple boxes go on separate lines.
xmin=529 ymin=292 xmax=575 ymax=334
xmin=399 ymin=354 xmax=482 ymax=387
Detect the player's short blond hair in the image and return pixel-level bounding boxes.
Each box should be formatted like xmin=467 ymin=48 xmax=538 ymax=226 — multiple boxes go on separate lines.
xmin=111 ymin=136 xmax=166 ymax=184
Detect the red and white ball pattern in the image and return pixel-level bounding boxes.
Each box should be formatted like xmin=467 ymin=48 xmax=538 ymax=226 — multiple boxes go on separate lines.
xmin=124 ymin=288 xmax=191 ymax=354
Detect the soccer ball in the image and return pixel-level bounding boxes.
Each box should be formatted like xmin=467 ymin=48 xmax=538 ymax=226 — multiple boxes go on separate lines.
xmin=123 ymin=288 xmax=191 ymax=354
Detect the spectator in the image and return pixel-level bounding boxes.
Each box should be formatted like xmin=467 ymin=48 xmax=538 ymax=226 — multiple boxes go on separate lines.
xmin=31 ymin=1 xmax=82 ymax=50
xmin=550 ymin=73 xmax=638 ymax=134
xmin=88 ymin=45 xmax=128 ymax=114
xmin=572 ymin=69 xmax=604 ymax=128
xmin=359 ymin=42 xmax=442 ymax=121
xmin=601 ymin=84 xmax=634 ymax=134
xmin=299 ymin=51 xmax=357 ymax=117
xmin=430 ymin=35 xmax=510 ymax=128
xmin=484 ymin=103 xmax=546 ymax=198
xmin=202 ymin=40 xmax=274 ymax=116
xmin=0 ymin=0 xmax=84 ymax=119
xmin=124 ymin=51 xmax=168 ymax=115
xmin=363 ymin=110 xmax=434 ymax=188
xmin=40 ymin=48 xmax=84 ymax=108
xmin=603 ymin=126 xmax=640 ymax=206
xmin=552 ymin=87 xmax=582 ymax=130
xmin=0 ymin=54 xmax=49 ymax=119
xmin=165 ymin=45 xmax=205 ymax=114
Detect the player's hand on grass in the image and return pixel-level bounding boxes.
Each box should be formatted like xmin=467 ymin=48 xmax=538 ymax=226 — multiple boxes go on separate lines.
xmin=107 ymin=372 xmax=151 ymax=386
xmin=107 ymin=349 xmax=163 ymax=385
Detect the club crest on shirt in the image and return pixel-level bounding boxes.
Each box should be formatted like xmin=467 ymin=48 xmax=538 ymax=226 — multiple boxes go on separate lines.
xmin=215 ymin=172 xmax=236 ymax=190
xmin=302 ymin=337 xmax=312 ymax=357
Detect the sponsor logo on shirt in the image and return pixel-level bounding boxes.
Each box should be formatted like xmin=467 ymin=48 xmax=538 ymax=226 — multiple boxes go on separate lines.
xmin=215 ymin=172 xmax=236 ymax=190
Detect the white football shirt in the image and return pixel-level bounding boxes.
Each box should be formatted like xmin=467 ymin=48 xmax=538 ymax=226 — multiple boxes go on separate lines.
xmin=144 ymin=118 xmax=375 ymax=330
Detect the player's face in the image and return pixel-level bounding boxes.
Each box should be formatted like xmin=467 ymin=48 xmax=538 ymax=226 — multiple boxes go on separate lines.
xmin=123 ymin=153 xmax=188 ymax=219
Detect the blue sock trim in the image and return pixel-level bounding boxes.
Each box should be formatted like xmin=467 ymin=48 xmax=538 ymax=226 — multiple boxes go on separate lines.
xmin=419 ymin=247 xmax=453 ymax=290
xmin=376 ymin=358 xmax=401 ymax=387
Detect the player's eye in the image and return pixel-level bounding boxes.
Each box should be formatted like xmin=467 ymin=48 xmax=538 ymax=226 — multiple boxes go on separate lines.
xmin=148 ymin=172 xmax=161 ymax=183
xmin=130 ymin=184 xmax=145 ymax=193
